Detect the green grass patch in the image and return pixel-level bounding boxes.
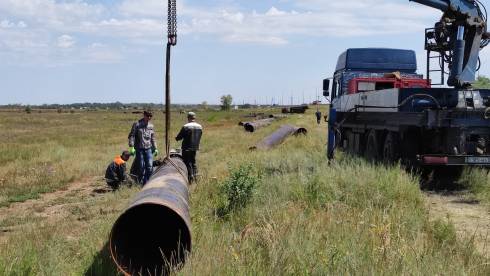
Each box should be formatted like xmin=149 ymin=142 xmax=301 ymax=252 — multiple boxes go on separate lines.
xmin=216 ymin=164 xmax=261 ymax=217
xmin=0 ymin=108 xmax=489 ymax=274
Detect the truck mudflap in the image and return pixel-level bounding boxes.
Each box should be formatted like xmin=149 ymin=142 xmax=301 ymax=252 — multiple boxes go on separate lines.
xmin=418 ymin=155 xmax=490 ymax=166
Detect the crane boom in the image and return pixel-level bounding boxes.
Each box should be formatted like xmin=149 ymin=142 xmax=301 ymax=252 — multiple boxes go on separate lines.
xmin=410 ymin=0 xmax=448 ymax=11
xmin=410 ymin=0 xmax=489 ymax=88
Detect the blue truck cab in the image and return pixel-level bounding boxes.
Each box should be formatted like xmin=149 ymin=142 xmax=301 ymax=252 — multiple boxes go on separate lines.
xmin=330 ymin=48 xmax=426 ymax=99
xmin=325 ymin=48 xmax=490 ymax=168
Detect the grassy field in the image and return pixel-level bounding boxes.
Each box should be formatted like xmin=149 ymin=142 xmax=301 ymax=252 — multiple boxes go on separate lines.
xmin=0 ymin=108 xmax=489 ymax=275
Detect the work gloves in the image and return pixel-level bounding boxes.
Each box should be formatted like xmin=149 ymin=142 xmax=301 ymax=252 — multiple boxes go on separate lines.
xmin=128 ymin=147 xmax=158 ymax=156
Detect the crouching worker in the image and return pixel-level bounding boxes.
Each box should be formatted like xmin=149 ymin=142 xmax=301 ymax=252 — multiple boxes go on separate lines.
xmin=105 ymin=151 xmax=132 ymax=190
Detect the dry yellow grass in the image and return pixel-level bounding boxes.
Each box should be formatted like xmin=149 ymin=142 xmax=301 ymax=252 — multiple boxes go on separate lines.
xmin=0 ymin=108 xmax=489 ymax=275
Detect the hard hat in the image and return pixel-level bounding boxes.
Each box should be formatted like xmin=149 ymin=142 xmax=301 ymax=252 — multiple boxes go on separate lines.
xmin=187 ymin=111 xmax=196 ymax=118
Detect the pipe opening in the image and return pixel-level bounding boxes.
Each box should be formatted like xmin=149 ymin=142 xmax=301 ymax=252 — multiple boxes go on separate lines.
xmin=295 ymin=128 xmax=308 ymax=135
xmin=244 ymin=124 xmax=255 ymax=132
xmin=110 ymin=203 xmax=191 ymax=275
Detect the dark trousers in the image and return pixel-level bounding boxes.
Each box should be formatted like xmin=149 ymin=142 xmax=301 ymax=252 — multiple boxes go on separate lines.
xmin=182 ymin=150 xmax=197 ymax=182
xmin=106 ymin=180 xmax=121 ymax=190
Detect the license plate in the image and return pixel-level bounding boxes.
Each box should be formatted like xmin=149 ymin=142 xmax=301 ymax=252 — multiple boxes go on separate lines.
xmin=466 ymin=157 xmax=490 ymax=164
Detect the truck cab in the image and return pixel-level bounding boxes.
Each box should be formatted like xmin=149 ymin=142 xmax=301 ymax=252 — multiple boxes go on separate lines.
xmin=328 ymin=48 xmax=430 ymax=110
xmin=324 ymin=48 xmax=490 ymax=168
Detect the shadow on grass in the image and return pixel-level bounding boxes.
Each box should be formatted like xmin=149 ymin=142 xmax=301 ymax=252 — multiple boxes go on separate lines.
xmin=418 ymin=167 xmax=463 ymax=191
xmin=84 ymin=242 xmax=119 ymax=276
xmin=342 ymin=152 xmax=469 ymax=191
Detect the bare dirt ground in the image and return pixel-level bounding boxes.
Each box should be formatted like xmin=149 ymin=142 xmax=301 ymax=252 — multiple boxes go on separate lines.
xmin=0 ymin=177 xmax=112 ymax=245
xmin=425 ymin=191 xmax=490 ymax=257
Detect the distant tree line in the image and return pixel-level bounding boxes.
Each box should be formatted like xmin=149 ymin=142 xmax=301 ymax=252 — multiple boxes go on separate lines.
xmin=0 ymin=102 xmax=222 ymax=111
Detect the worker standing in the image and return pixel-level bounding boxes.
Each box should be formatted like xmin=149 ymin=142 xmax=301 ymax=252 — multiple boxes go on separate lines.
xmin=315 ymin=110 xmax=322 ymax=125
xmin=128 ymin=110 xmax=158 ymax=185
xmin=176 ymin=112 xmax=202 ymax=183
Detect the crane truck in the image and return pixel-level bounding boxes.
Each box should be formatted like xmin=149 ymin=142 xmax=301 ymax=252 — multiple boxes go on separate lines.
xmin=325 ymin=0 xmax=490 ymax=174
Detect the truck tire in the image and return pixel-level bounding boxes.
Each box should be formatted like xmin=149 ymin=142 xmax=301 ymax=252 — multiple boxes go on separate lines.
xmin=400 ymin=131 xmax=419 ymax=169
xmin=346 ymin=130 xmax=355 ymax=154
xmin=364 ymin=129 xmax=379 ymax=162
xmin=382 ymin=132 xmax=400 ymax=164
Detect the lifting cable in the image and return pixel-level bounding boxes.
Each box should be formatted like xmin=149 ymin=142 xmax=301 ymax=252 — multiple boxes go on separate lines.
xmin=162 ymin=0 xmax=188 ymax=182
xmin=165 ymin=0 xmax=177 ymax=159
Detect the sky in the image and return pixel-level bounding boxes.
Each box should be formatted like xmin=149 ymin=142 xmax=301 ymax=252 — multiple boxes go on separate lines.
xmin=1 ymin=0 xmax=490 ymax=105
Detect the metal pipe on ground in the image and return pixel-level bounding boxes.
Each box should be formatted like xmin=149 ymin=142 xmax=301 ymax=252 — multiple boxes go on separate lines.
xmin=250 ymin=125 xmax=307 ymax=150
xmin=289 ymin=105 xmax=308 ymax=114
xmin=243 ymin=118 xmax=275 ymax=132
xmin=269 ymin=114 xmax=288 ymax=119
xmin=110 ymin=157 xmax=191 ymax=276
xmin=240 ymin=115 xmax=285 ymax=127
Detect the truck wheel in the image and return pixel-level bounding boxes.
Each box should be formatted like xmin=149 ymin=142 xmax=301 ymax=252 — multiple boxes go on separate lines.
xmin=346 ymin=130 xmax=355 ymax=154
xmin=400 ymin=131 xmax=419 ymax=169
xmin=383 ymin=132 xmax=400 ymax=164
xmin=364 ymin=130 xmax=379 ymax=162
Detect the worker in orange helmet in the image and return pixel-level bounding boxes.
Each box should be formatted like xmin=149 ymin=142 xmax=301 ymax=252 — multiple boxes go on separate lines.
xmin=105 ymin=150 xmax=132 ymax=190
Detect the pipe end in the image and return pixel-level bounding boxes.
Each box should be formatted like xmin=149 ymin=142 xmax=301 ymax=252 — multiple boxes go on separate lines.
xmin=109 ymin=203 xmax=191 ymax=275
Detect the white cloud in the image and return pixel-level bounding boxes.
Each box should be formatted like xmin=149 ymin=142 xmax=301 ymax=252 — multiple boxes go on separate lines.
xmin=223 ymin=34 xmax=288 ymax=45
xmin=17 ymin=20 xmax=26 ymax=28
xmin=0 ymin=19 xmax=26 ymax=29
xmin=119 ymin=0 xmax=166 ymax=17
xmin=0 ymin=0 xmax=446 ymax=65
xmin=221 ymin=10 xmax=244 ymax=23
xmin=82 ymin=43 xmax=123 ymax=63
xmin=266 ymin=7 xmax=288 ymax=16
xmin=0 ymin=19 xmax=14 ymax=28
xmin=57 ymin=34 xmax=76 ymax=48
xmin=0 ymin=0 xmax=105 ymax=23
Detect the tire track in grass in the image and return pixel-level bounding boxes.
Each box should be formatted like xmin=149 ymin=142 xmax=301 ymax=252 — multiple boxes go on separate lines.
xmin=425 ymin=191 xmax=490 ymax=257
xmin=0 ymin=176 xmax=111 ymax=244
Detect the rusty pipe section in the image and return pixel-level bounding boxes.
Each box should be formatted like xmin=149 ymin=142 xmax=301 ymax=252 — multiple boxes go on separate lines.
xmin=243 ymin=118 xmax=275 ymax=132
xmin=110 ymin=157 xmax=190 ymax=275
xmin=240 ymin=114 xmax=286 ymax=127
xmin=250 ymin=125 xmax=307 ymax=150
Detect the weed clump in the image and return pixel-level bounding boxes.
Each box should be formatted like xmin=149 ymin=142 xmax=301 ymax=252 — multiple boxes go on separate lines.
xmin=457 ymin=168 xmax=490 ymax=203
xmin=430 ymin=219 xmax=457 ymax=247
xmin=216 ymin=164 xmax=260 ymax=217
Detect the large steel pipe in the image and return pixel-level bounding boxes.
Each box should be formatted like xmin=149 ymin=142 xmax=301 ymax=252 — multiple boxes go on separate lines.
xmin=244 ymin=118 xmax=275 ymax=132
xmin=250 ymin=125 xmax=307 ymax=150
xmin=110 ymin=157 xmax=191 ymax=275
xmin=240 ymin=115 xmax=286 ymax=127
